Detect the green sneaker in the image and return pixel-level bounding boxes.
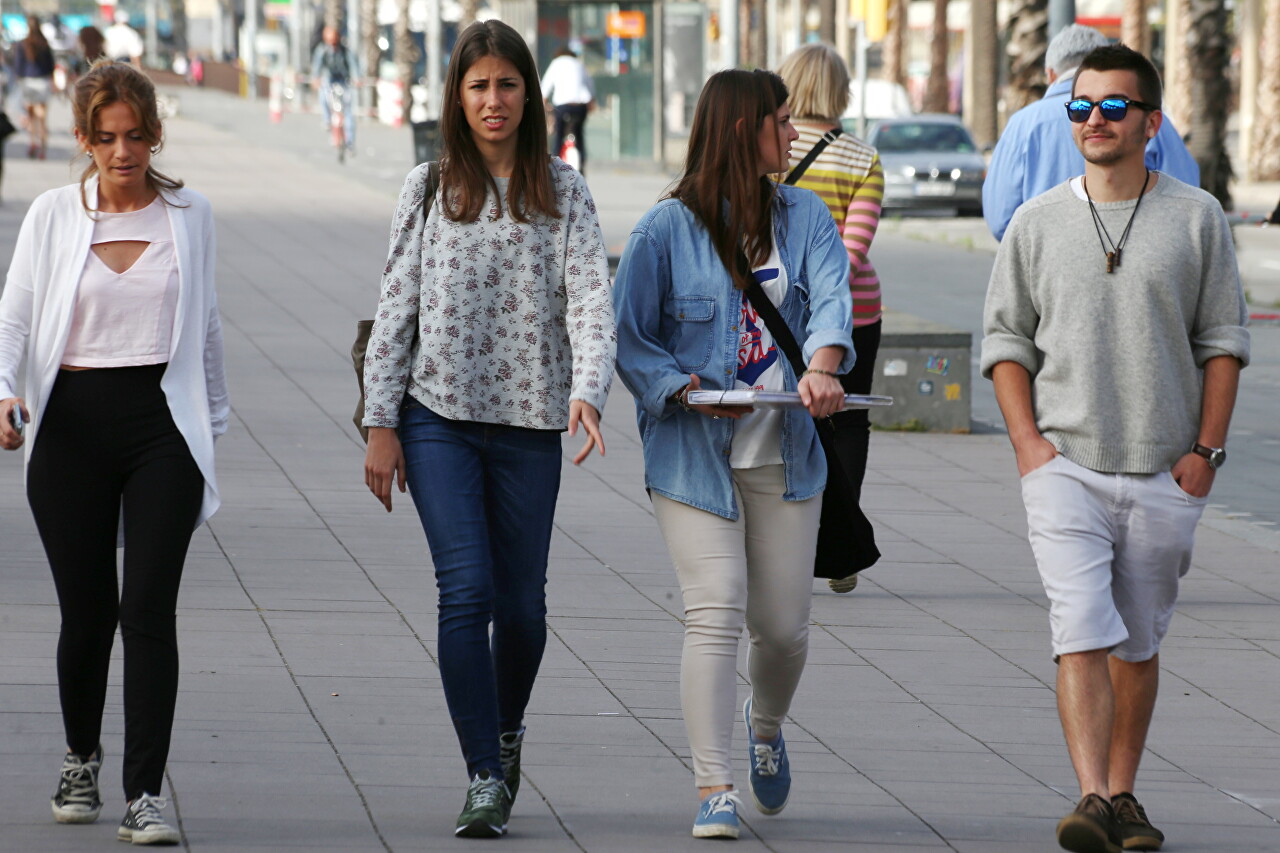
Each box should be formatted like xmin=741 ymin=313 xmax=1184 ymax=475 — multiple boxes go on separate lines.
xmin=454 ymin=770 xmax=510 ymax=838
xmin=499 ymin=728 xmax=524 ymax=804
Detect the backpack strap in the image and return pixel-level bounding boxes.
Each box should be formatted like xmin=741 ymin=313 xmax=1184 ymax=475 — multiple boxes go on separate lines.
xmin=784 ymin=128 xmax=844 ymax=186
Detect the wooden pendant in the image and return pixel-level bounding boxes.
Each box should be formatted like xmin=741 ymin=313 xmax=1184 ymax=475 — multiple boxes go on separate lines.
xmin=1106 ymin=251 xmax=1116 ymax=274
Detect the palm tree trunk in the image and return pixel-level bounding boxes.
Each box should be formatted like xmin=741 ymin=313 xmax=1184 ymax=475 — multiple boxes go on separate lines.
xmin=1004 ymin=0 xmax=1048 ymax=115
xmin=923 ymin=0 xmax=950 ymax=113
xmin=359 ymin=0 xmax=379 ymax=111
xmin=882 ymin=0 xmax=906 ymax=87
xmin=1186 ymin=0 xmax=1231 ymax=205
xmin=1122 ymin=0 xmax=1149 ymax=56
xmin=1252 ymin=0 xmax=1280 ymax=179
xmin=968 ymin=0 xmax=998 ymax=145
xmin=394 ymin=0 xmax=417 ymax=124
xmin=1164 ymin=0 xmax=1193 ymax=134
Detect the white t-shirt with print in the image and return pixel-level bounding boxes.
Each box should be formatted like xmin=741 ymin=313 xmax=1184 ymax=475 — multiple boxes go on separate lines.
xmin=730 ymin=231 xmax=788 ymax=469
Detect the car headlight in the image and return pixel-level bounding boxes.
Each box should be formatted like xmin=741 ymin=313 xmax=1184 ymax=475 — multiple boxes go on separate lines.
xmin=902 ymin=165 xmax=916 ymax=178
xmin=950 ymin=168 xmax=963 ymax=180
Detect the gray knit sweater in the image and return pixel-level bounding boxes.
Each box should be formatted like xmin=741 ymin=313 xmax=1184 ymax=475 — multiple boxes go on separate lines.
xmin=981 ymin=174 xmax=1250 ymax=474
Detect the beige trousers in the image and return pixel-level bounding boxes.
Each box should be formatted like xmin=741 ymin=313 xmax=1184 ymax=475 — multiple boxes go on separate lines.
xmin=652 ymin=464 xmax=822 ymax=787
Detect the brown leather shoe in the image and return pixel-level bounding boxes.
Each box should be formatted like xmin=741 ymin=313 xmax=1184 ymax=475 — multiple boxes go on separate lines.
xmin=1110 ymin=792 xmax=1164 ymax=850
xmin=1056 ymin=793 xmax=1123 ymax=853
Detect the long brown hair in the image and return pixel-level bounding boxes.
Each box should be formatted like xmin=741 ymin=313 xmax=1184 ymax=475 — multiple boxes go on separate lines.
xmin=72 ymin=60 xmax=185 ymax=212
xmin=23 ymin=16 xmax=51 ymax=62
xmin=668 ymin=69 xmax=788 ymax=290
xmin=438 ymin=20 xmax=558 ymax=223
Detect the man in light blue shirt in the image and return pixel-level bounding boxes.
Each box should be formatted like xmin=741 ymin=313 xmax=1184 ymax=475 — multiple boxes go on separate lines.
xmin=983 ymin=25 xmax=1199 ymax=240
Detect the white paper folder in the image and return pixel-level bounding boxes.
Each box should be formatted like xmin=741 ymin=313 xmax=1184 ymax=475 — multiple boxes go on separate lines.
xmin=686 ymin=391 xmax=894 ymax=409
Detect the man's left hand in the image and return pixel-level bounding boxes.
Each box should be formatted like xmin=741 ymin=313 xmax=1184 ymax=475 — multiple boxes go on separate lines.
xmin=1171 ymin=452 xmax=1215 ymax=498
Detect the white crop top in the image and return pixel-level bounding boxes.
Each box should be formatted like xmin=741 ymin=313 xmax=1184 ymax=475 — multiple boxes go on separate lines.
xmin=63 ymin=196 xmax=180 ymax=367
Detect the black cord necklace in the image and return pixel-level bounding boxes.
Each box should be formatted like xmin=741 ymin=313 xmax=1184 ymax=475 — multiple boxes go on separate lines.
xmin=1084 ymin=168 xmax=1150 ymax=274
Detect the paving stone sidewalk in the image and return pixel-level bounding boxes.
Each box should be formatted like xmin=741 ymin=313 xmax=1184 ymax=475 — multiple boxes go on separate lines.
xmin=1 ymin=102 xmax=1278 ymax=852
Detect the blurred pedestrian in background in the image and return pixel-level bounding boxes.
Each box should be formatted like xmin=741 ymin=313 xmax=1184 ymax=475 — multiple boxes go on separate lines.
xmin=777 ymin=43 xmax=884 ymax=594
xmin=613 ymin=68 xmax=853 ymax=840
xmin=103 ymin=12 xmax=143 ymax=68
xmin=361 ymin=19 xmax=614 ymax=840
xmin=540 ymin=44 xmax=594 ymax=174
xmin=983 ymin=25 xmax=1200 ymax=241
xmin=0 ymin=60 xmax=227 ymax=845
xmin=14 ymin=15 xmax=55 ymax=159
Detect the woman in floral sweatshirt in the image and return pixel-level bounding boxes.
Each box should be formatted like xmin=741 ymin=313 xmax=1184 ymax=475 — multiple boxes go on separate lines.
xmin=360 ymin=19 xmax=615 ymax=839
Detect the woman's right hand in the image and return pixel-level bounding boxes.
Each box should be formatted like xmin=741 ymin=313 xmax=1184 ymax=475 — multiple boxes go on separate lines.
xmin=681 ymin=374 xmax=754 ymax=420
xmin=364 ymin=427 xmax=407 ymax=512
xmin=0 ymin=397 xmax=28 ymax=451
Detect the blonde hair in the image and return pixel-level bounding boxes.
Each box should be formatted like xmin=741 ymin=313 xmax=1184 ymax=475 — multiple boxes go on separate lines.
xmin=72 ymin=59 xmax=184 ymax=212
xmin=777 ymin=43 xmax=850 ymax=123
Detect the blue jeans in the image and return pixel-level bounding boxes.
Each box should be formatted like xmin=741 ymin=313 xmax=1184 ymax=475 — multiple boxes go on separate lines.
xmin=399 ymin=401 xmax=562 ymax=777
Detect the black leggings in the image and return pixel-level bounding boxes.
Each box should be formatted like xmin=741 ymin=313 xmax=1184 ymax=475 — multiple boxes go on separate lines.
xmin=27 ymin=364 xmax=204 ymax=800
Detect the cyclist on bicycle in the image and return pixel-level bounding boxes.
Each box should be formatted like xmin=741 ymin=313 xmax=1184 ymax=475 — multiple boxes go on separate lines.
xmin=311 ymin=26 xmax=360 ymax=154
xmin=541 ymin=44 xmax=595 ymax=174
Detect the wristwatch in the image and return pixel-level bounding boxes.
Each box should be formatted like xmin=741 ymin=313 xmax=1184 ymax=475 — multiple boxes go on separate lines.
xmin=1191 ymin=442 xmax=1227 ymax=470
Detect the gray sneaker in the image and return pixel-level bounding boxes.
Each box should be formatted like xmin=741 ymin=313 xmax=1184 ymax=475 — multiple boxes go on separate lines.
xmin=117 ymin=793 xmax=180 ymax=845
xmin=51 ymin=747 xmax=103 ymax=824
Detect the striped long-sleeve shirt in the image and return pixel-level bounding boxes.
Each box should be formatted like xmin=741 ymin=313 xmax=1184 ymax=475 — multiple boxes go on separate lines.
xmin=787 ymin=124 xmax=884 ymax=327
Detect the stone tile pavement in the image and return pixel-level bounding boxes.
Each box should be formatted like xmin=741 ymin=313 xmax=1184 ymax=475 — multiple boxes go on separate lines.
xmin=1 ymin=97 xmax=1278 ymax=852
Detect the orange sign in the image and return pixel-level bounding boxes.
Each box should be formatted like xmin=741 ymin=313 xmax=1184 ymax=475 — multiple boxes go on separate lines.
xmin=607 ymin=11 xmax=647 ymax=39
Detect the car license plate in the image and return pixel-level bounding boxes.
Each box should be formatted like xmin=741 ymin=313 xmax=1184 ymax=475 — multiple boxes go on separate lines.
xmin=915 ymin=182 xmax=956 ymax=197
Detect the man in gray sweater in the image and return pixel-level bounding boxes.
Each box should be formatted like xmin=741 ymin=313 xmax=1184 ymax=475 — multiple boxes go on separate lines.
xmin=981 ymin=45 xmax=1249 ymax=853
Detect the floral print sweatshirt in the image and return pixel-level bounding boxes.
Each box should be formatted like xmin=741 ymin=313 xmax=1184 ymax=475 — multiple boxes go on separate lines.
xmin=362 ymin=159 xmax=616 ymax=430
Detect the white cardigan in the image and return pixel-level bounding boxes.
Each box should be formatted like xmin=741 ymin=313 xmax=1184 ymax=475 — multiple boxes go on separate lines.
xmin=0 ymin=180 xmax=228 ymax=527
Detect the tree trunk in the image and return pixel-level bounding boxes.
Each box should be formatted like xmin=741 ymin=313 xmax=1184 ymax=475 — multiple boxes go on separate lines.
xmin=1003 ymin=0 xmax=1048 ymax=115
xmin=1186 ymin=0 xmax=1231 ymax=205
xmin=1121 ymin=0 xmax=1149 ymax=56
xmin=882 ymin=0 xmax=906 ymax=87
xmin=394 ymin=0 xmax=418 ymax=123
xmin=968 ymin=0 xmax=998 ymax=145
xmin=1252 ymin=0 xmax=1280 ymax=180
xmin=1164 ymin=0 xmax=1193 ymax=134
xmin=168 ymin=0 xmax=189 ymax=56
xmin=923 ymin=0 xmax=950 ymax=113
xmin=360 ymin=0 xmax=379 ymax=110
xmin=324 ymin=0 xmax=345 ymax=33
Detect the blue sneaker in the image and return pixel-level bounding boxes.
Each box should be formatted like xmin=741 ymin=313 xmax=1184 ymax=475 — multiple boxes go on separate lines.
xmin=692 ymin=790 xmax=742 ymax=839
xmin=743 ymin=696 xmax=790 ymax=815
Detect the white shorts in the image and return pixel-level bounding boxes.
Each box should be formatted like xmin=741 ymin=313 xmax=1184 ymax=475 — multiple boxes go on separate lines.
xmin=1020 ymin=454 xmax=1206 ymax=662
xmin=20 ymin=77 xmax=51 ymax=106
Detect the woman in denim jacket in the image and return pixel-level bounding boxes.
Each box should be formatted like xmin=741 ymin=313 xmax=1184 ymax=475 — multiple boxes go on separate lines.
xmin=613 ymin=69 xmax=854 ymax=839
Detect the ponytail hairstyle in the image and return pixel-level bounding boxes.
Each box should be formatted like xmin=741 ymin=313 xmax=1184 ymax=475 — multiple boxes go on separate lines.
xmin=71 ymin=60 xmax=185 ymax=213
xmin=668 ymin=69 xmax=788 ymax=290
xmin=438 ymin=20 xmax=558 ymax=223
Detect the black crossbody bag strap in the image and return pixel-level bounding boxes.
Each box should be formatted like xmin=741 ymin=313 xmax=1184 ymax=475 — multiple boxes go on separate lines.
xmin=784 ymin=128 xmax=843 ymax=186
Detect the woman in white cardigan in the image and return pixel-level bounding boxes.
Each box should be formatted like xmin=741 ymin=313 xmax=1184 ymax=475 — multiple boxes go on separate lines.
xmin=0 ymin=61 xmax=226 ymax=845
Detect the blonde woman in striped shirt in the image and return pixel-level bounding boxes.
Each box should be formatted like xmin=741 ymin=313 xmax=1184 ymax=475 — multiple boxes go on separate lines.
xmin=778 ymin=43 xmax=885 ymax=594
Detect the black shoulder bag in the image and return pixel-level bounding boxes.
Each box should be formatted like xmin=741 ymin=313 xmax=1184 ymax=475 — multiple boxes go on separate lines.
xmin=739 ymin=249 xmax=880 ymax=579
xmin=352 ymin=161 xmax=439 ymax=442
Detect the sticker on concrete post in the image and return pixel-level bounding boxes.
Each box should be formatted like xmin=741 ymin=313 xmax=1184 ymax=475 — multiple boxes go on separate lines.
xmin=944 ymin=383 xmax=962 ymax=401
xmin=884 ymin=359 xmax=908 ymax=377
xmin=925 ymin=355 xmax=950 ymax=375
xmin=917 ymin=380 xmax=934 ymax=395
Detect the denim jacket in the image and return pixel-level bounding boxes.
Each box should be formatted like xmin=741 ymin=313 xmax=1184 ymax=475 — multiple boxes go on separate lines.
xmin=613 ymin=184 xmax=855 ymax=520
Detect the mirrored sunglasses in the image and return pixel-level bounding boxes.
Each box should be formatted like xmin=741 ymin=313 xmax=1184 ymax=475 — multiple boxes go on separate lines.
xmin=1064 ymin=97 xmax=1157 ymax=123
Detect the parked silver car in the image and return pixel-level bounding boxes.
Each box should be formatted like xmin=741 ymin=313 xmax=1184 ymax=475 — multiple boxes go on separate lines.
xmin=869 ymin=115 xmax=985 ymax=216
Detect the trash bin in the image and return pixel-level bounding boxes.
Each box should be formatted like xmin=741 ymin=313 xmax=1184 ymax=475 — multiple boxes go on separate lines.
xmin=411 ymin=120 xmax=440 ymax=165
